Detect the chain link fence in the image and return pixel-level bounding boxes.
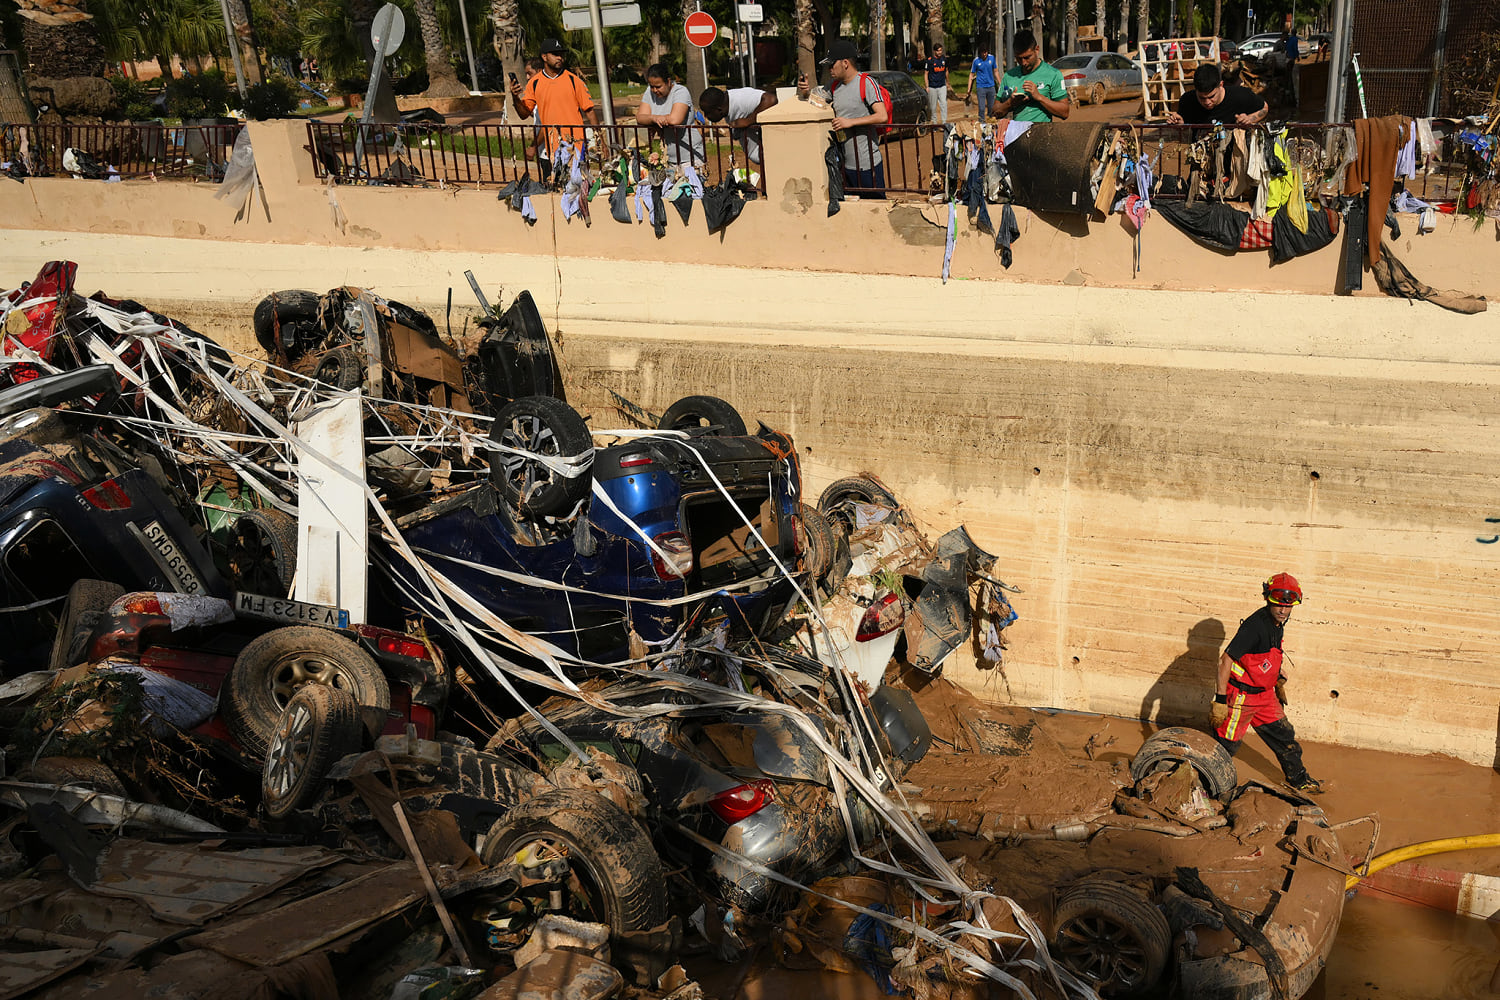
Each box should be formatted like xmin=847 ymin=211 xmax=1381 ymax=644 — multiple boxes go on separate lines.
xmin=1348 ymin=0 xmax=1500 ymax=117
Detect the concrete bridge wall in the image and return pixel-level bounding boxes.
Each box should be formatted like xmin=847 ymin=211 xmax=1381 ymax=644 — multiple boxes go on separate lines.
xmin=4 ymin=113 xmax=1499 ymax=766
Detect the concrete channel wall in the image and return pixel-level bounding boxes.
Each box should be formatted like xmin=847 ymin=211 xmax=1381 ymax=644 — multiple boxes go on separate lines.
xmin=4 ymin=114 xmax=1500 ymax=766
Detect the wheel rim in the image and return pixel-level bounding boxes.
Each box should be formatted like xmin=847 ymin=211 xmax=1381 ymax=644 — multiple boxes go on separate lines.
xmin=268 ymin=652 xmax=359 ymax=706
xmin=230 ymin=520 xmax=284 ymax=595
xmin=1055 ymin=914 xmax=1151 ymax=995
xmin=503 ymin=833 xmax=609 ymax=928
xmin=315 ymin=352 xmax=348 ymax=386
xmin=498 ymin=414 xmax=560 ymax=503
xmin=263 ymin=700 xmax=314 ymax=803
xmin=1092 ymin=83 xmax=1106 ymax=105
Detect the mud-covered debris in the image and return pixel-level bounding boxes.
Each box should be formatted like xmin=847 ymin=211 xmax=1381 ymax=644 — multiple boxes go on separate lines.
xmin=480 ymin=948 xmax=624 ymax=1000
xmin=514 ymin=914 xmax=610 ymax=968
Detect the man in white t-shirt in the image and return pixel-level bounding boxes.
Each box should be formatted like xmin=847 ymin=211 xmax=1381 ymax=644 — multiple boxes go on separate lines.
xmin=698 ymin=86 xmax=777 ymax=164
xmin=636 ymin=63 xmax=705 ymax=165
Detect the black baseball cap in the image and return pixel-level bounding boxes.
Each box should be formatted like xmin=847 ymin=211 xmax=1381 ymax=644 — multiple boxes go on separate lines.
xmin=819 ymin=40 xmax=858 ymax=67
xmin=539 ymin=38 xmax=564 ymax=54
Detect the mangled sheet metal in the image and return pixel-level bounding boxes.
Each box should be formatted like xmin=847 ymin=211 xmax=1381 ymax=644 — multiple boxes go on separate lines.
xmin=0 ymin=267 xmax=1096 ymax=1000
xmin=0 ymin=947 xmax=99 ymax=1000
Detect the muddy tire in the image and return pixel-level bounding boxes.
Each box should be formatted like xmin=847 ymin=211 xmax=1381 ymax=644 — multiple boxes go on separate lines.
xmin=658 ymin=395 xmax=747 ymax=437
xmin=480 ymin=790 xmax=669 ymax=939
xmin=1052 ymin=881 xmax=1171 ymax=998
xmin=17 ymin=756 xmax=127 ymax=796
xmin=261 ymin=685 xmax=363 ymax=820
xmin=817 ymin=476 xmax=901 ymax=535
xmin=48 ymin=579 xmax=125 ymax=672
xmin=490 ymin=395 xmax=593 ymax=519
xmin=252 ymin=290 xmax=322 ymax=356
xmin=1130 ymin=726 xmax=1238 ymax=801
xmin=796 ymin=503 xmax=836 ymax=581
xmin=222 ymin=627 xmax=390 ymax=760
xmin=312 ymin=346 xmax=365 ymax=391
xmin=1090 ymin=82 xmax=1107 ymax=106
xmin=228 ymin=508 xmax=298 ymax=598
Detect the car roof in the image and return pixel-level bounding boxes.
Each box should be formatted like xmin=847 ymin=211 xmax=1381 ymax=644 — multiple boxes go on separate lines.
xmin=1052 ymin=54 xmax=1097 ymax=67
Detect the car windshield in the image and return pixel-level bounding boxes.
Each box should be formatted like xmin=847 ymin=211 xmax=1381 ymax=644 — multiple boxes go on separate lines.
xmin=1052 ymin=56 xmax=1093 ymax=69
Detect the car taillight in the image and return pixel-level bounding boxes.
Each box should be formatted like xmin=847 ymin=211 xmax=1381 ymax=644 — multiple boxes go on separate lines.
xmin=82 ymin=479 xmax=132 ymax=510
xmin=651 ymin=531 xmax=693 ymax=580
xmin=1063 ymin=72 xmax=1085 ymax=81
xmin=377 ymin=634 xmax=431 ymax=660
xmin=619 ymin=452 xmax=654 ymax=468
xmin=856 ymin=592 xmax=904 ymax=642
xmin=116 ymin=593 xmax=164 ymax=615
xmin=708 ymin=780 xmax=774 ymax=823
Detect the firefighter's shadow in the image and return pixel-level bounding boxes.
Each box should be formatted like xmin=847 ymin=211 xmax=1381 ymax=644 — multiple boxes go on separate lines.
xmin=1140 ymin=617 xmax=1279 ymax=779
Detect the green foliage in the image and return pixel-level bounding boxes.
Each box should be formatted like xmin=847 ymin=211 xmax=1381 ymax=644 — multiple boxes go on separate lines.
xmin=111 ymin=76 xmax=161 ymax=120
xmin=166 ymin=69 xmax=234 ymax=119
xmin=239 ymin=77 xmax=300 ymax=119
xmin=16 ymin=670 xmax=150 ymax=766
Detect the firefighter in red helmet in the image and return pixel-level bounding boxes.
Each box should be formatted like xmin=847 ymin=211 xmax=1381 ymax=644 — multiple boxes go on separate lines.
xmin=1210 ymin=573 xmax=1323 ymax=794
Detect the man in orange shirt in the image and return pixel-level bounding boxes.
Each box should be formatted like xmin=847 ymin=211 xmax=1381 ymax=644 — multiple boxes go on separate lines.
xmin=508 ymin=39 xmax=603 ymax=160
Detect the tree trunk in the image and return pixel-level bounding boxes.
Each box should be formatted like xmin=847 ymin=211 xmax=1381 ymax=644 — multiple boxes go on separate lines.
xmin=489 ymin=0 xmax=523 ymax=117
xmin=225 ymin=0 xmax=263 ymax=85
xmin=1136 ymin=0 xmax=1147 ymax=48
xmin=870 ymin=0 xmax=885 ymax=69
xmin=795 ymin=0 xmax=818 ymax=82
xmin=925 ymin=0 xmax=944 ymax=53
xmin=1095 ymin=0 xmax=1105 ymax=46
xmin=414 ymin=0 xmax=467 ymax=97
xmin=1212 ymin=0 xmax=1222 ymax=39
xmin=1065 ymin=0 xmax=1078 ymax=53
xmin=1030 ymin=0 xmax=1045 ymax=57
xmin=681 ymin=0 xmax=707 ymax=108
xmin=1118 ymin=0 xmax=1131 ymax=50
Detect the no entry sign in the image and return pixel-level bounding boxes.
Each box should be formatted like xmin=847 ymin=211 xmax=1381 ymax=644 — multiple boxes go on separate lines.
xmin=684 ymin=11 xmax=717 ymax=48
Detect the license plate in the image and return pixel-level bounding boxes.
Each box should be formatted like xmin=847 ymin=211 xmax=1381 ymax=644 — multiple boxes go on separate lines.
xmin=130 ymin=520 xmax=204 ymax=595
xmin=235 ymin=592 xmax=350 ymax=629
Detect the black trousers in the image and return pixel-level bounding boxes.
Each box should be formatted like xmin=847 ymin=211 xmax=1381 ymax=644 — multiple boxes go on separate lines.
xmin=1213 ymin=716 xmax=1311 ymax=786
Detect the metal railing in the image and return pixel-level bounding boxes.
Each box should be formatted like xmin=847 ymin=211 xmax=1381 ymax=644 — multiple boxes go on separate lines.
xmin=305 ymin=120 xmax=767 ymax=195
xmin=0 ymin=122 xmax=241 ymax=180
xmin=836 ymin=120 xmax=1472 ymax=204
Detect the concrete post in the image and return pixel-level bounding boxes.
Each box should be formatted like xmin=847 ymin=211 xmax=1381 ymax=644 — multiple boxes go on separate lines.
xmin=757 ymin=86 xmax=835 ymax=210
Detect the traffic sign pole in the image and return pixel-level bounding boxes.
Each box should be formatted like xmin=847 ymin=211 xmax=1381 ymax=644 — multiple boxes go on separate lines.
xmin=587 ymin=0 xmax=615 ymax=126
xmin=698 ymin=3 xmax=708 ymax=92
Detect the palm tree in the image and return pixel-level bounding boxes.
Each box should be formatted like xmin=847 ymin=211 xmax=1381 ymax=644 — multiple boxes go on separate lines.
xmin=413 ymin=0 xmax=467 ymax=96
xmin=224 ymin=0 xmax=264 ymax=84
xmin=1118 ymin=0 xmax=1130 ymax=51
xmin=925 ymin=0 xmax=943 ymax=53
xmin=1065 ymin=0 xmax=1077 ymax=53
xmin=1212 ymin=0 xmax=1222 ymax=39
xmin=1029 ymin=0 xmax=1044 ymax=56
xmin=794 ymin=0 xmax=816 ymax=83
xmin=489 ymin=0 xmax=523 ymax=109
xmin=870 ymin=0 xmax=886 ymax=69
xmin=16 ymin=0 xmax=107 ymax=78
xmin=681 ymin=0 xmax=705 ymax=103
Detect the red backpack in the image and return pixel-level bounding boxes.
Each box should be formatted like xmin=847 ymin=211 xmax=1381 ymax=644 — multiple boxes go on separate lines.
xmin=833 ymin=73 xmax=894 ymax=135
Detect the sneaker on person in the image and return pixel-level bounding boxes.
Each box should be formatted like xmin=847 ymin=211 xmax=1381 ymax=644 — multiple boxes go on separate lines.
xmin=1292 ymin=777 xmax=1326 ymax=795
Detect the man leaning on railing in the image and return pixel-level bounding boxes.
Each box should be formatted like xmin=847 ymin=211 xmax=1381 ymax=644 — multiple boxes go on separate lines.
xmin=508 ymin=38 xmax=605 ymax=162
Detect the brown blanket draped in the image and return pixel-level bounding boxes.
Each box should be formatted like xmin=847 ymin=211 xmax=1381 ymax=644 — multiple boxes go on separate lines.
xmin=1343 ymin=116 xmax=1411 ymax=267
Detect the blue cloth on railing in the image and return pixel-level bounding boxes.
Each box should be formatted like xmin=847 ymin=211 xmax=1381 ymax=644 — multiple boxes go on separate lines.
xmin=634 ymin=182 xmax=654 ymax=223
xmin=682 ymin=163 xmax=704 ymax=198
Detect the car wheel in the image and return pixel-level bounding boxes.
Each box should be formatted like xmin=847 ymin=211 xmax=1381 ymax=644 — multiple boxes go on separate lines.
xmin=310 ymin=346 xmax=365 ymax=391
xmin=658 ymin=395 xmax=747 ymax=437
xmin=48 ymin=578 xmax=125 ymax=672
xmin=17 ymin=756 xmax=127 ymax=796
xmin=261 ymin=685 xmax=363 ymax=820
xmin=1090 ymin=82 xmax=1107 ymax=106
xmin=480 ymin=790 xmax=669 ymax=938
xmin=1130 ymin=726 xmax=1238 ymax=800
xmin=222 ymin=626 xmax=390 ymax=760
xmin=795 ymin=502 xmax=836 ymax=581
xmin=490 ymin=395 xmax=593 ymax=519
xmin=228 ymin=508 xmax=298 ymax=598
xmin=252 ymin=290 xmax=322 ymax=357
xmin=817 ymin=475 xmax=901 ymax=535
xmin=1052 ymin=881 xmax=1170 ymax=998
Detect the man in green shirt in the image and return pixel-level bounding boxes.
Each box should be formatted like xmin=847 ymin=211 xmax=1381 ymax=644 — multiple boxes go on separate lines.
xmin=997 ymin=30 xmax=1071 ymax=123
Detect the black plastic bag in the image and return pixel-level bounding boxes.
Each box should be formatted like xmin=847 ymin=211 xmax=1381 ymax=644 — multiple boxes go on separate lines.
xmin=609 ymin=181 xmax=631 ymax=223
xmin=1270 ymin=204 xmax=1339 ymax=264
xmin=703 ymin=175 xmax=745 ymax=233
xmin=824 ymin=141 xmax=844 ymax=217
xmin=651 ymin=181 xmax=667 ymax=238
xmin=672 ymin=189 xmax=694 ymax=226
xmin=1155 ymin=201 xmax=1251 ymax=253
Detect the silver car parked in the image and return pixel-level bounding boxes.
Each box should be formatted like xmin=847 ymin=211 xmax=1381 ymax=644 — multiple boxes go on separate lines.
xmin=1053 ymin=52 xmax=1144 ymax=105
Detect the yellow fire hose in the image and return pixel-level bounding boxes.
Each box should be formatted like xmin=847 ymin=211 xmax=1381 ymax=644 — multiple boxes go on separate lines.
xmin=1345 ymin=834 xmax=1500 ymax=892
